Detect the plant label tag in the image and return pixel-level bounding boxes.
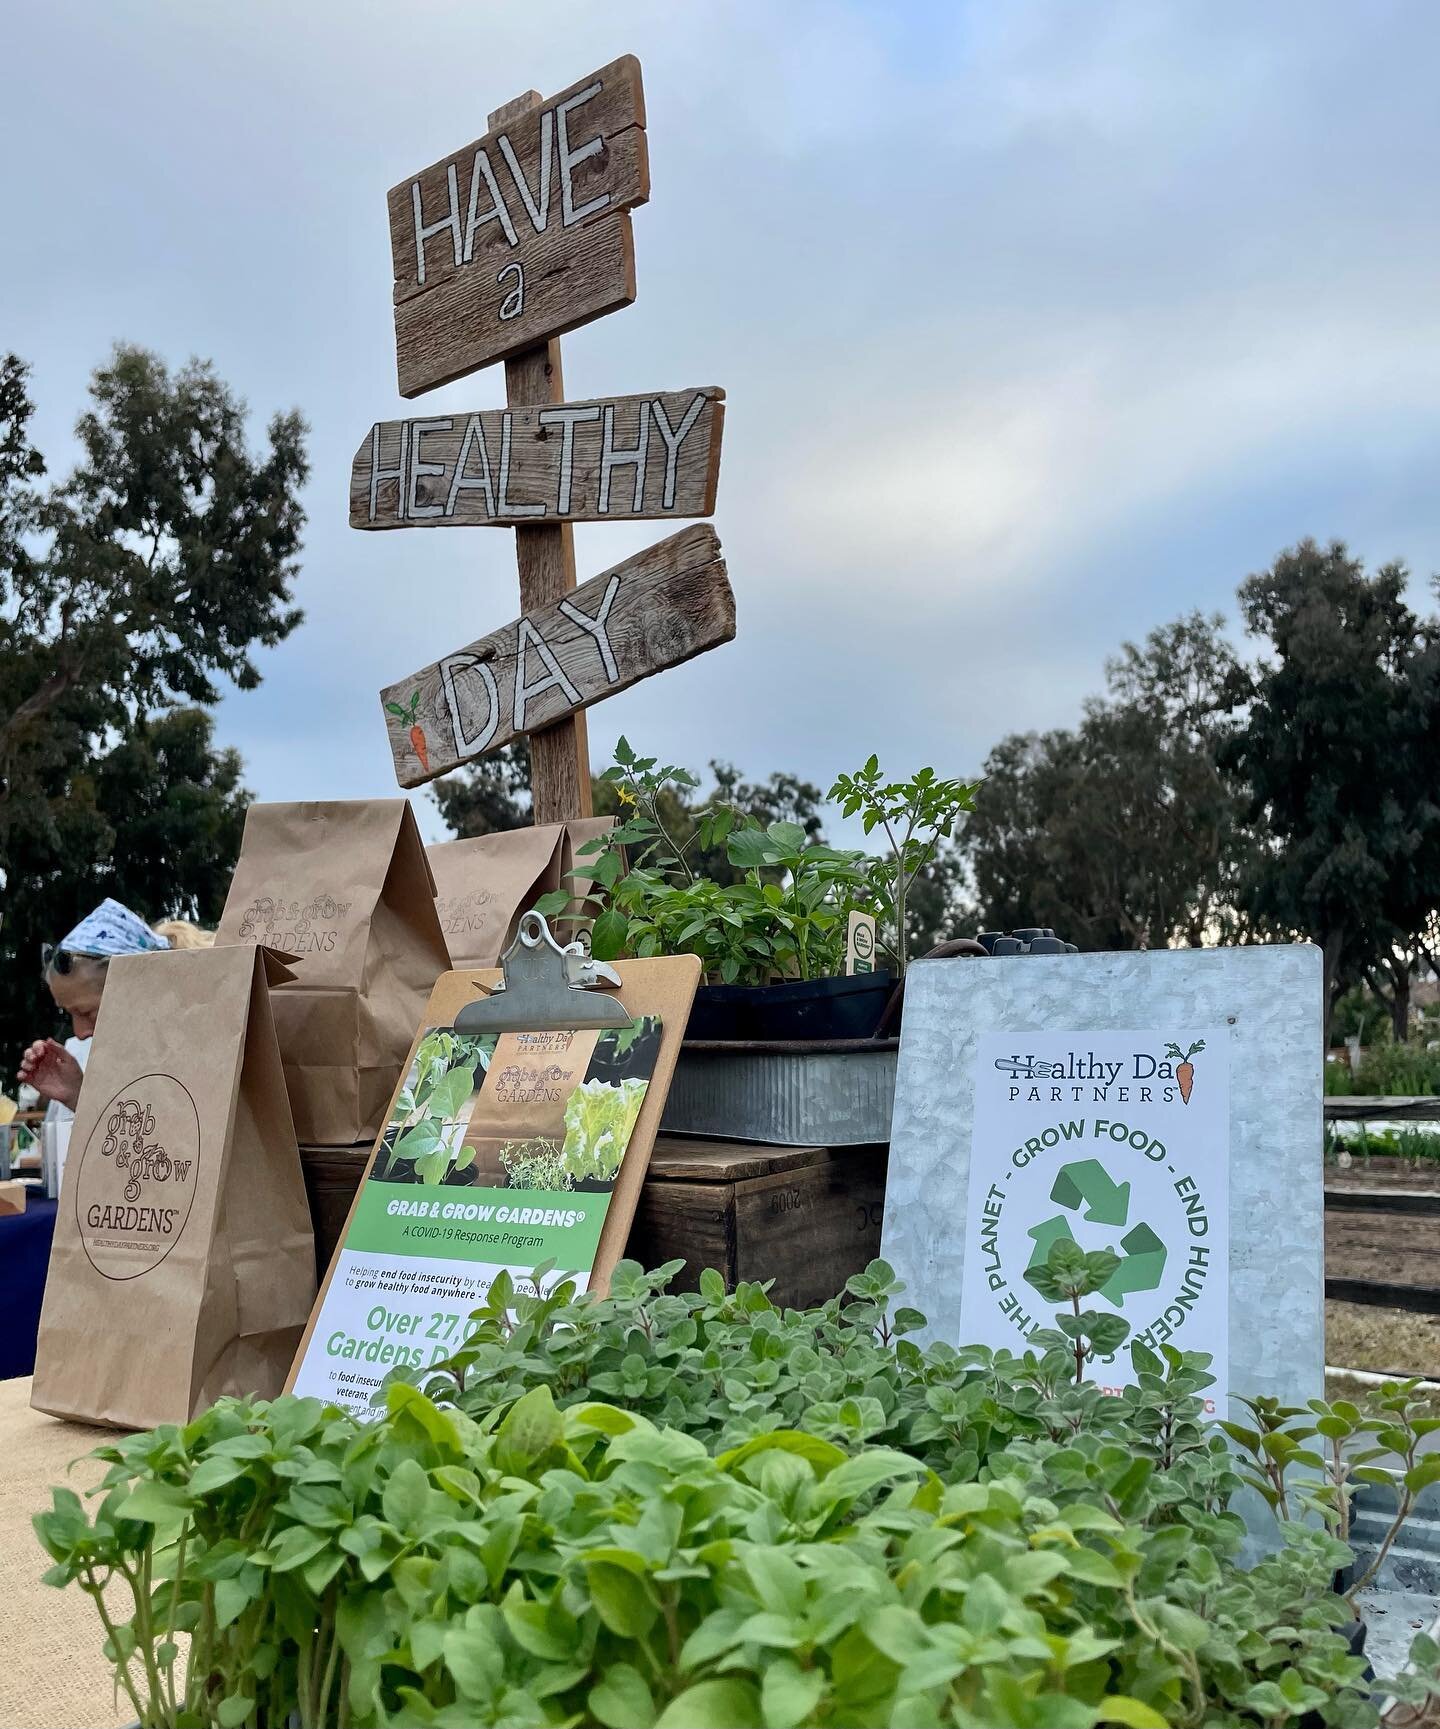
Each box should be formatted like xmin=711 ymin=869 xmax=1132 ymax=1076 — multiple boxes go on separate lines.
xmin=846 ymin=911 xmax=877 ymax=976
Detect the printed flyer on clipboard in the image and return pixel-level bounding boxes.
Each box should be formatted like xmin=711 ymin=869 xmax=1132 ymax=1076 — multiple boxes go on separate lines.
xmin=291 ymin=1015 xmax=662 ymax=1414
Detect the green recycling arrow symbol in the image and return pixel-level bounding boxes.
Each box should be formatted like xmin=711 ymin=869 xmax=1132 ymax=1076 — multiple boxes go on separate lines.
xmin=1024 ymin=1158 xmax=1168 ymax=1308
xmin=1049 ymin=1158 xmax=1130 ymax=1226
xmin=1102 ymin=1222 xmax=1166 ymax=1300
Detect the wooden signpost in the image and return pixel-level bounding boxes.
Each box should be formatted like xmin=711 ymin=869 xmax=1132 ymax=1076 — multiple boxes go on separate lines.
xmin=363 ymin=55 xmax=735 ymax=824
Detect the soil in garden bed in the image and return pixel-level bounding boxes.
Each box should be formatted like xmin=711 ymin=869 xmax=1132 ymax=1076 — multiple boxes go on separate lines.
xmin=1326 ymin=1153 xmax=1440 ymax=1193
xmin=1325 ymin=1303 xmax=1440 ymax=1396
xmin=1325 ymin=1207 xmax=1440 ymax=1291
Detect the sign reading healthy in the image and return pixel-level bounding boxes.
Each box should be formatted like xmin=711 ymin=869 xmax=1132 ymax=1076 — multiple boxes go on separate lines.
xmin=960 ymin=1028 xmax=1231 ymax=1405
xmin=362 ymin=54 xmax=735 ymax=821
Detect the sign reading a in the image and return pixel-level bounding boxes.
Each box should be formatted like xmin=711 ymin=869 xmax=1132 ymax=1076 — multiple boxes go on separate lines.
xmin=389 ymin=56 xmax=649 ymax=397
xmin=960 ymin=1029 xmax=1230 ymax=1407
xmin=351 ymin=388 xmax=723 ymax=529
xmin=380 ymin=523 xmax=734 ymax=788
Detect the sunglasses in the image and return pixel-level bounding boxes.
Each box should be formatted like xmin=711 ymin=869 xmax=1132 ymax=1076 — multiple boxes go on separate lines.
xmin=41 ymin=944 xmax=108 ymax=976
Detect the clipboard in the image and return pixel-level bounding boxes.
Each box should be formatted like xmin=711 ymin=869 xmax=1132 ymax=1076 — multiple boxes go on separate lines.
xmin=452 ymin=910 xmax=637 ymax=1034
xmin=286 ymin=914 xmax=701 ymax=1396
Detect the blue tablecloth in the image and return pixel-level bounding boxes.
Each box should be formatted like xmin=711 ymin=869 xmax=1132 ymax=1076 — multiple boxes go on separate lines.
xmin=0 ymin=1195 xmax=57 ymax=1380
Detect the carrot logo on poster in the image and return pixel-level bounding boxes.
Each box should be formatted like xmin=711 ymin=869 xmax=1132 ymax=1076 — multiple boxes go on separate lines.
xmin=1163 ymin=1039 xmax=1205 ymax=1104
xmin=76 ymin=1075 xmax=201 ymax=1280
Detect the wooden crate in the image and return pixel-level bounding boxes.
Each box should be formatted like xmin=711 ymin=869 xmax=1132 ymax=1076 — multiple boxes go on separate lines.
xmin=627 ymin=1136 xmax=889 ymax=1309
xmin=299 ymin=1135 xmax=890 ymax=1310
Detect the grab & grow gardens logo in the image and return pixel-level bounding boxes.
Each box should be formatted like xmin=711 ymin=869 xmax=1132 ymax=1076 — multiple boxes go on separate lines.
xmin=237 ymin=894 xmax=353 ymax=954
xmin=75 ymin=1075 xmax=202 ymax=1281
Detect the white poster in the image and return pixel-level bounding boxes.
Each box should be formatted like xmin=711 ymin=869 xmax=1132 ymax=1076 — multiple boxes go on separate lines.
xmin=959 ymin=1027 xmax=1230 ymax=1409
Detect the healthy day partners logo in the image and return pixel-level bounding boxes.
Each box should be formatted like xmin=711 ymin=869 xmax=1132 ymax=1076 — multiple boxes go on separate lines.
xmin=967 ymin=1030 xmax=1229 ymax=1402
xmin=994 ymin=1035 xmax=1206 ymax=1107
xmin=237 ymin=894 xmax=353 ymax=955
xmin=75 ymin=1075 xmax=201 ymax=1281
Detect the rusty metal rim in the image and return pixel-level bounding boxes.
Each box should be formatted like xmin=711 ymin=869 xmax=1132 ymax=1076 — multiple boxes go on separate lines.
xmin=679 ymin=1038 xmax=901 ymax=1056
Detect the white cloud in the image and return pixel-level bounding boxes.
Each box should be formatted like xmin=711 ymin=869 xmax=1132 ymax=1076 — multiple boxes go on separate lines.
xmin=10 ymin=0 xmax=1440 ymax=824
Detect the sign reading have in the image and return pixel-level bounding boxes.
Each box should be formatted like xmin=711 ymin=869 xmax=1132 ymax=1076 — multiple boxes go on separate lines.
xmin=390 ymin=56 xmax=648 ymax=398
xmin=382 ymin=525 xmax=733 ymax=788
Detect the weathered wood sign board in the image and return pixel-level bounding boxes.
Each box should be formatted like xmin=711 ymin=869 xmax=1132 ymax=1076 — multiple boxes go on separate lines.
xmin=380 ymin=524 xmax=734 ymax=788
xmin=351 ymin=387 xmax=724 ymax=529
xmin=390 ymin=56 xmax=649 ymax=397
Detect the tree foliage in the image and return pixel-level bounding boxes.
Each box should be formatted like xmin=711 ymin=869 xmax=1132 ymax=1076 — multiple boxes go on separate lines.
xmin=1223 ymin=540 xmax=1440 ymax=1036
xmin=963 ymin=613 xmax=1249 ymax=952
xmin=0 ymin=348 xmax=306 ymax=1066
xmin=431 ymin=740 xmax=534 ymax=837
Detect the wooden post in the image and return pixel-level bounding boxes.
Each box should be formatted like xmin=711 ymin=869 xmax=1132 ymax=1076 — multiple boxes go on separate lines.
xmin=489 ymin=90 xmax=593 ymax=825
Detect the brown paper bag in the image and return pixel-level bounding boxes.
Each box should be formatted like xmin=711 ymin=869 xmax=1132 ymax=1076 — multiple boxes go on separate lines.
xmin=31 ymin=945 xmax=315 ymax=1429
xmin=216 ymin=800 xmax=450 ymax=1144
xmin=427 ymin=818 xmax=615 ymax=969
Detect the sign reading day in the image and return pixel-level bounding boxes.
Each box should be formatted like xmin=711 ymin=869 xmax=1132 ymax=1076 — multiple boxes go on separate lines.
xmin=366 ymin=53 xmax=736 ymax=813
xmin=880 ymin=947 xmax=1325 ymax=1417
xmin=382 ymin=524 xmax=734 ymax=787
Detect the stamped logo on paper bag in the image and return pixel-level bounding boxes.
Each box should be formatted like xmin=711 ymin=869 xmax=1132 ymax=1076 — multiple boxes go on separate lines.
xmin=437 ymin=887 xmax=495 ymax=939
xmin=75 ymin=1075 xmax=202 ymax=1280
xmin=236 ymin=894 xmax=354 ymax=954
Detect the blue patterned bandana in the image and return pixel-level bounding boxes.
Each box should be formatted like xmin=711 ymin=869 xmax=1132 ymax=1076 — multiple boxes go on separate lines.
xmin=59 ymin=899 xmax=167 ymax=958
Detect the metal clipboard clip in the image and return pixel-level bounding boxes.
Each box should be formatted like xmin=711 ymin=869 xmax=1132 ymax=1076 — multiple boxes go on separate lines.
xmin=453 ymin=909 xmax=634 ymax=1034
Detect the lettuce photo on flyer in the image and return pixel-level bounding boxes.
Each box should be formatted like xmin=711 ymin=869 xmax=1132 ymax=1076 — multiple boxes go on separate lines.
xmin=377 ymin=1029 xmax=495 ymax=1185
xmin=561 ymin=1076 xmax=649 ymax=1185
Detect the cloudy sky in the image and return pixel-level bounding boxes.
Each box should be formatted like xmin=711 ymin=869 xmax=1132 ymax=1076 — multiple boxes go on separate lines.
xmin=11 ymin=1 xmax=1440 ymax=839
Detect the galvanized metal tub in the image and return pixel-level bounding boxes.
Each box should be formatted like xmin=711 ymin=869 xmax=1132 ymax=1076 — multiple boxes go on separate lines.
xmin=659 ymin=1039 xmax=899 ymax=1145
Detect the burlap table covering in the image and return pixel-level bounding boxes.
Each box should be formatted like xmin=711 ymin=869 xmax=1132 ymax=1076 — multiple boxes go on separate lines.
xmin=0 ymin=1376 xmax=132 ymax=1729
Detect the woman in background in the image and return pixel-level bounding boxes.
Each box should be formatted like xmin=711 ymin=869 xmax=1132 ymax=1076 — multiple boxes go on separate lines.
xmin=152 ymin=918 xmax=215 ymax=952
xmin=17 ymin=900 xmax=196 ymax=1117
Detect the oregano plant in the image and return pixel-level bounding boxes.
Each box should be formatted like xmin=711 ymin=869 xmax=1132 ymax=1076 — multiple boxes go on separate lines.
xmin=1025 ymin=1235 xmax=1132 ymax=1382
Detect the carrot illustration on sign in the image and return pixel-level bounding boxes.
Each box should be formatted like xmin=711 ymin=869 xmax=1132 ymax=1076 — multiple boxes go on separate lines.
xmin=385 ymin=689 xmax=428 ymax=773
xmin=1164 ymin=1038 xmax=1205 ymax=1104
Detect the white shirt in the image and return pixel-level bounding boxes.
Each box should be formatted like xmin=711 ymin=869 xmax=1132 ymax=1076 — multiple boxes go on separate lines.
xmin=44 ymin=1035 xmax=91 ymax=1127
